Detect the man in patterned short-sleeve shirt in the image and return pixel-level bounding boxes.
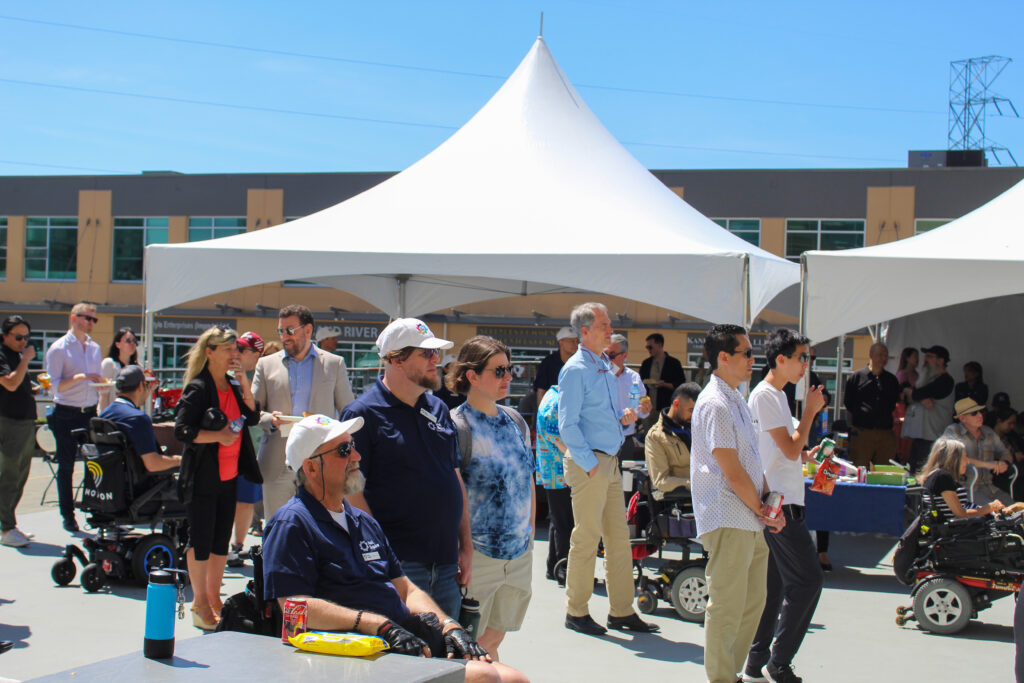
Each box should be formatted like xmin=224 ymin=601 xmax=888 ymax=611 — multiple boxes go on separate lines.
xmin=691 ymin=324 xmax=785 ymax=683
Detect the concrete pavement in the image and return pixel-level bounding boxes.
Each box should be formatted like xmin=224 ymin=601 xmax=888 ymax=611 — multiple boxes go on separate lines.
xmin=0 ymin=455 xmax=1017 ymax=681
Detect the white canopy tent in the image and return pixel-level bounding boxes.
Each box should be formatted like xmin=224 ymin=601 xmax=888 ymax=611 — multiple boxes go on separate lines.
xmin=144 ymin=37 xmax=798 ymax=356
xmin=802 ymin=178 xmax=1024 ymax=343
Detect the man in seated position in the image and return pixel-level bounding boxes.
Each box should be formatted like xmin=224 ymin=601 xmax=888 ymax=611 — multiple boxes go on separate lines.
xmin=99 ymin=365 xmax=181 ymax=473
xmin=263 ymin=414 xmax=528 ymax=683
xmin=644 ymin=382 xmax=700 ymax=497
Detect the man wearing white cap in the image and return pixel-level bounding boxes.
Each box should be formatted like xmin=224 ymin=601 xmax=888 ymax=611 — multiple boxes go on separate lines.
xmin=533 ymin=326 xmax=577 ymax=407
xmin=341 ymin=318 xmax=469 ymax=619
xmin=263 ymin=415 xmax=526 ymax=683
xmin=315 ymin=326 xmax=341 ymax=353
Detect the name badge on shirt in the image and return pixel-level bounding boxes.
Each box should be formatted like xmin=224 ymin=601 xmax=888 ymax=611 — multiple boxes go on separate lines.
xmin=362 ymin=551 xmax=381 ymax=562
xmin=420 ymin=408 xmax=438 ymax=424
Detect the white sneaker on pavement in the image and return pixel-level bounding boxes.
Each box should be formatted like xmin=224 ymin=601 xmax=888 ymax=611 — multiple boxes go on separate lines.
xmin=1 ymin=528 xmax=31 ymax=547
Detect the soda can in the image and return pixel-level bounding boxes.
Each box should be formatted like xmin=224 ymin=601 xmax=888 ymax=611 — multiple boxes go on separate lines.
xmin=281 ymin=598 xmax=308 ymax=644
xmin=817 ymin=437 xmax=836 ymax=461
xmin=762 ymin=491 xmax=784 ymax=520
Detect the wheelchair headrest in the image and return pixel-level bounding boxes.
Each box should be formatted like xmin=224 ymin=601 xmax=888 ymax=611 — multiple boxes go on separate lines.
xmin=89 ymin=418 xmax=131 ymax=449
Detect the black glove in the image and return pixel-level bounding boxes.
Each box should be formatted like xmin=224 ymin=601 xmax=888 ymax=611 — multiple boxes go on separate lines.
xmin=443 ymin=627 xmax=489 ymax=660
xmin=376 ymin=620 xmax=428 ymax=657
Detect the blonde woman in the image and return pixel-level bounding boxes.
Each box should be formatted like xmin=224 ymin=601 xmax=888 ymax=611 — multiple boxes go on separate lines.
xmin=919 ymin=438 xmax=1011 ymax=520
xmin=173 ymin=326 xmax=262 ymax=629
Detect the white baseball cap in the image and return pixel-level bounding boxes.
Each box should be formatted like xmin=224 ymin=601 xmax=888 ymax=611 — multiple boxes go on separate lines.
xmin=556 ymin=326 xmax=576 ymax=341
xmin=285 ymin=414 xmax=364 ymax=471
xmin=376 ymin=318 xmax=453 ymax=358
xmin=315 ymin=325 xmax=342 ymax=343
xmin=440 ymin=354 xmax=458 ymax=368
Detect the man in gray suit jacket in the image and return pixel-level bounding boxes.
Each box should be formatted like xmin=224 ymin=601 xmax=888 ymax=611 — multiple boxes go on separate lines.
xmin=252 ymin=304 xmax=355 ymax=520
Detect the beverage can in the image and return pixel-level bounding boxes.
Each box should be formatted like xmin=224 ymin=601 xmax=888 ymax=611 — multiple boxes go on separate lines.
xmin=816 ymin=437 xmax=836 ymax=462
xmin=229 ymin=417 xmax=245 ymax=433
xmin=38 ymin=373 xmax=51 ymax=391
xmin=282 ymin=598 xmax=308 ymax=644
xmin=762 ymin=491 xmax=784 ymax=520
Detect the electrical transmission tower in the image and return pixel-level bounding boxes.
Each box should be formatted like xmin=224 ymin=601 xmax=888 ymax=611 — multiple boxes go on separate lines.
xmin=948 ymin=56 xmax=1019 ymax=165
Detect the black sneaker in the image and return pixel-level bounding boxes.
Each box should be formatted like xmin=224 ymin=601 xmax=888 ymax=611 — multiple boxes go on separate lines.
xmin=606 ymin=613 xmax=660 ymax=633
xmin=765 ymin=662 xmax=802 ymax=683
xmin=226 ymin=543 xmax=244 ymax=568
xmin=62 ymin=519 xmax=80 ymax=532
xmin=565 ymin=613 xmax=607 ymax=636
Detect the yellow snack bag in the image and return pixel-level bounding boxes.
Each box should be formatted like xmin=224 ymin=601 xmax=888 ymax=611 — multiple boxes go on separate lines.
xmin=288 ymin=631 xmax=389 ymax=657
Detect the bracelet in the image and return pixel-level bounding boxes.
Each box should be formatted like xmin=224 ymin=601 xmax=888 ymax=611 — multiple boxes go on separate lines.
xmin=441 ymin=617 xmax=459 ymax=629
xmin=353 ymin=610 xmax=364 ymax=631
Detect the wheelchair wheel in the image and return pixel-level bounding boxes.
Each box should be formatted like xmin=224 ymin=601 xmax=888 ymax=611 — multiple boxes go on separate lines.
xmin=52 ymin=558 xmax=77 ymax=586
xmin=670 ymin=565 xmax=708 ymax=623
xmin=81 ymin=563 xmax=105 ymax=593
xmin=637 ymin=589 xmax=657 ymax=614
xmin=131 ymin=534 xmax=176 ymax=586
xmin=552 ymin=558 xmax=567 ymax=587
xmin=913 ymin=578 xmax=973 ymax=635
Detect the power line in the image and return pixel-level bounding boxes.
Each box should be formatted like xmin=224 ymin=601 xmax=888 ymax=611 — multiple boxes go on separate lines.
xmin=0 ymin=14 xmax=945 ymax=116
xmin=0 ymin=159 xmax=127 ymax=173
xmin=0 ymin=78 xmax=903 ymax=164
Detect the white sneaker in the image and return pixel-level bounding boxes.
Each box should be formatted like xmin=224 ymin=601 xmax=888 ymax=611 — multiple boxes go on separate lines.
xmin=1 ymin=528 xmax=30 ymax=547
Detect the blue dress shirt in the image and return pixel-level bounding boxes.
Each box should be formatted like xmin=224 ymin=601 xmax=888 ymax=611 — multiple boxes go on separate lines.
xmin=557 ymin=346 xmax=624 ymax=473
xmin=284 ymin=344 xmax=318 ymax=416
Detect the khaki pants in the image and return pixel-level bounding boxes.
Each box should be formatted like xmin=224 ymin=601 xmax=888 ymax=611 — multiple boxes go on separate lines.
xmin=703 ymin=526 xmax=769 ymax=683
xmin=849 ymin=427 xmax=897 ymax=468
xmin=563 ymin=452 xmax=635 ymax=618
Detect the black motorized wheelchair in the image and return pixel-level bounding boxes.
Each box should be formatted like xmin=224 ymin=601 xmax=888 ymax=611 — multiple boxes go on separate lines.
xmin=51 ymin=418 xmax=189 ymax=593
xmin=624 ymin=465 xmax=709 ymax=622
xmin=894 ymin=470 xmax=1024 ymax=635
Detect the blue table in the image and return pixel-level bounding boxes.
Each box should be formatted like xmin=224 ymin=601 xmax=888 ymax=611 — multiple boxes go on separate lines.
xmin=803 ymin=479 xmax=908 ymax=536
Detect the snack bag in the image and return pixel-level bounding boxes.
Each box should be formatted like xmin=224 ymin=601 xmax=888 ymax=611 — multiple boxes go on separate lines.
xmin=809 ymin=456 xmax=840 ymax=496
xmin=288 ymin=631 xmax=389 ymax=657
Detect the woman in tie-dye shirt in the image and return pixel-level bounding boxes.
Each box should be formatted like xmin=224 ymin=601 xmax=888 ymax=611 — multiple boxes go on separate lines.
xmin=449 ymin=336 xmax=534 ymax=665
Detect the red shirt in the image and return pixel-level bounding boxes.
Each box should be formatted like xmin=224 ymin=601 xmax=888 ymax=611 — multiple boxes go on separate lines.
xmin=217 ymin=387 xmax=242 ymax=481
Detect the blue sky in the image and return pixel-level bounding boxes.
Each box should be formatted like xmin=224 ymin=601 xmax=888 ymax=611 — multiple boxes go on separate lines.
xmin=2 ymin=1 xmax=1022 ymax=175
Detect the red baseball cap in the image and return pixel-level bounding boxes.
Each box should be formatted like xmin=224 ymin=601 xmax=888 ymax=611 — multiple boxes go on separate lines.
xmin=237 ymin=331 xmax=265 ymax=354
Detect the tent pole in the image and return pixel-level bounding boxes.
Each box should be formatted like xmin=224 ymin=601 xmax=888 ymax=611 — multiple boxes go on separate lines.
xmin=833 ymin=334 xmax=845 ymax=421
xmin=741 ymin=254 xmax=751 ymax=328
xmin=798 ymin=255 xmax=808 ymax=338
xmin=143 ymin=306 xmax=155 ymax=416
xmin=397 ymin=275 xmax=408 ymax=318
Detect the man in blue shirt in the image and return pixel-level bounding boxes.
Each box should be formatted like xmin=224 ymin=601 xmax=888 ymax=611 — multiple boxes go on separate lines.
xmin=100 ymin=365 xmax=181 ymax=475
xmin=341 ymin=318 xmax=468 ymax=619
xmin=558 ymin=302 xmax=658 ymax=636
xmin=265 ymin=414 xmax=526 ymax=683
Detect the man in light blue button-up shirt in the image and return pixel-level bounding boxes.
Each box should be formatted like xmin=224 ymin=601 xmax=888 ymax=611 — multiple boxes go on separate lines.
xmin=558 ymin=303 xmax=658 ymax=636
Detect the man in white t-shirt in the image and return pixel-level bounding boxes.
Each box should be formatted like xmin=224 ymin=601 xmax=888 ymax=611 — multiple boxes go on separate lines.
xmin=742 ymin=329 xmax=826 ymax=683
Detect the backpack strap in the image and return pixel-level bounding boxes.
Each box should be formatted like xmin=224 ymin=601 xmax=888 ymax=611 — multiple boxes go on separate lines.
xmin=498 ymin=404 xmax=531 ymax=449
xmin=451 ymin=405 xmax=473 ymax=473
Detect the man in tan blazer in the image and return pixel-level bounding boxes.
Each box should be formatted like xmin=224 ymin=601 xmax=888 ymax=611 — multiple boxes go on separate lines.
xmin=252 ymin=304 xmax=355 ymax=520
xmin=644 ymin=382 xmax=700 ymax=496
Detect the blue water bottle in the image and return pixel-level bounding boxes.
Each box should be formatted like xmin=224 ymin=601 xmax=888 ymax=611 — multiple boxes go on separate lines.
xmin=628 ymin=380 xmax=642 ymax=412
xmin=144 ymin=569 xmax=177 ymax=659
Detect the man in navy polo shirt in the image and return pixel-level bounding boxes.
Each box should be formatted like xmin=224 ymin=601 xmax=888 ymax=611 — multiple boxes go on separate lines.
xmin=99 ymin=365 xmax=181 ymax=475
xmin=341 ymin=319 xmax=468 ymax=619
xmin=264 ymin=415 xmax=526 ymax=683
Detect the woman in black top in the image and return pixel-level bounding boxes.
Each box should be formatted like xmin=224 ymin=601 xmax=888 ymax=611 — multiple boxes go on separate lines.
xmin=919 ymin=438 xmax=1003 ymax=520
xmin=174 ymin=326 xmax=261 ymax=630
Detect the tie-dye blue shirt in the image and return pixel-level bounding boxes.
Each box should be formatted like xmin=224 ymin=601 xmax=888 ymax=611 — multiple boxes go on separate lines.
xmin=456 ymin=403 xmax=534 ymax=560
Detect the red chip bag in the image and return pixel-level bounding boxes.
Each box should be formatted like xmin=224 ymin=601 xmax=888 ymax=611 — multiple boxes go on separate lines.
xmin=810 ymin=456 xmax=840 ymax=496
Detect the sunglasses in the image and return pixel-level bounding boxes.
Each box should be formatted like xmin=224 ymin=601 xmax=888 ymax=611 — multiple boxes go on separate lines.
xmin=11 ymin=334 xmax=30 ymax=342
xmin=478 ymin=365 xmax=511 ymax=379
xmin=76 ymin=314 xmax=98 ymax=323
xmin=731 ymin=348 xmax=754 ymax=358
xmin=606 ymin=350 xmax=623 ymax=360
xmin=645 ymin=345 xmax=654 ymax=351
xmin=277 ymin=326 xmax=304 ymax=336
xmin=312 ymin=440 xmax=354 ymax=460
xmin=418 ymin=348 xmax=440 ymax=361
xmin=122 ymin=337 xmax=137 ymax=345
xmin=792 ymin=352 xmax=810 ymax=362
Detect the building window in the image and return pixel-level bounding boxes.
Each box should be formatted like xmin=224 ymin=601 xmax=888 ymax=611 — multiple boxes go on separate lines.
xmin=915 ymin=219 xmax=950 ymax=234
xmin=0 ymin=217 xmax=6 ymax=279
xmin=188 ymin=217 xmax=246 ymax=242
xmin=112 ymin=217 xmax=169 ymax=282
xmin=25 ymin=217 xmax=78 ymax=280
xmin=712 ymin=218 xmax=761 ymax=247
xmin=785 ymin=219 xmax=865 ymax=262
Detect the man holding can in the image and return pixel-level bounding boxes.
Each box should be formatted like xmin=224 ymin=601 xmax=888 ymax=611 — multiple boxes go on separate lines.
xmin=742 ymin=329 xmax=825 ymax=683
xmin=45 ymin=302 xmax=104 ymax=532
xmin=691 ymin=324 xmax=785 ymax=683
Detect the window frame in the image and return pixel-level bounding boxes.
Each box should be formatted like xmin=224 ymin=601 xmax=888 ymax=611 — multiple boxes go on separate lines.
xmin=187 ymin=216 xmax=247 ymax=243
xmin=712 ymin=218 xmax=761 ymax=247
xmin=24 ymin=216 xmax=79 ymax=281
xmin=111 ymin=216 xmax=170 ymax=283
xmin=784 ymin=218 xmax=865 ymax=262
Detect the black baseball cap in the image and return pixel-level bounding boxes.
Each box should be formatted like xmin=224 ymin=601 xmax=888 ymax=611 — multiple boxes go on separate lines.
xmin=115 ymin=365 xmax=146 ymax=391
xmin=921 ymin=345 xmax=950 ymax=362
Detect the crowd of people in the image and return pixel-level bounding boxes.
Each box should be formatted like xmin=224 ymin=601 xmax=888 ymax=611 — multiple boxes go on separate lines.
xmin=2 ymin=299 xmax=1023 ymax=681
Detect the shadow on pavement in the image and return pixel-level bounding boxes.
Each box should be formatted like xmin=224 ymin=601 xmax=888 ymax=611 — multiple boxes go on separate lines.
xmin=938 ymin=621 xmax=1014 ymax=644
xmin=13 ymin=541 xmax=66 ymax=559
xmin=0 ymin=624 xmax=31 ymax=649
xmin=824 ymin=568 xmax=906 ymax=595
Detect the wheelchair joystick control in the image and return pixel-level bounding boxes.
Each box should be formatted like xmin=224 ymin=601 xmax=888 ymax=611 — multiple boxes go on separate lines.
xmin=144 ymin=569 xmax=186 ymax=659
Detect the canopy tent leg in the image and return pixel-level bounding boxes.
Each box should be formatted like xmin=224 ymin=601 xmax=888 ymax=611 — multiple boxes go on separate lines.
xmin=833 ymin=334 xmax=845 ymax=421
xmin=143 ymin=307 xmax=155 ymax=416
xmin=397 ymin=275 xmax=409 ymax=318
xmin=741 ymin=254 xmax=751 ymax=329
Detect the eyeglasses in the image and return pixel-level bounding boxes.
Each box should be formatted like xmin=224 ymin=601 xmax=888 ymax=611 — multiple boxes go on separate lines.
xmin=606 ymin=351 xmax=622 ymax=360
xmin=76 ymin=314 xmax=98 ymax=323
xmin=312 ymin=440 xmax=354 ymax=460
xmin=731 ymin=348 xmax=754 ymax=358
xmin=277 ymin=326 xmax=302 ymax=336
xmin=792 ymin=352 xmax=810 ymax=363
xmin=11 ymin=334 xmax=30 ymax=342
xmin=478 ymin=365 xmax=511 ymax=379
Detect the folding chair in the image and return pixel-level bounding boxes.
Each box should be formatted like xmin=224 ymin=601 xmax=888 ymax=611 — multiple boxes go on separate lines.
xmin=37 ymin=424 xmax=59 ymax=505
